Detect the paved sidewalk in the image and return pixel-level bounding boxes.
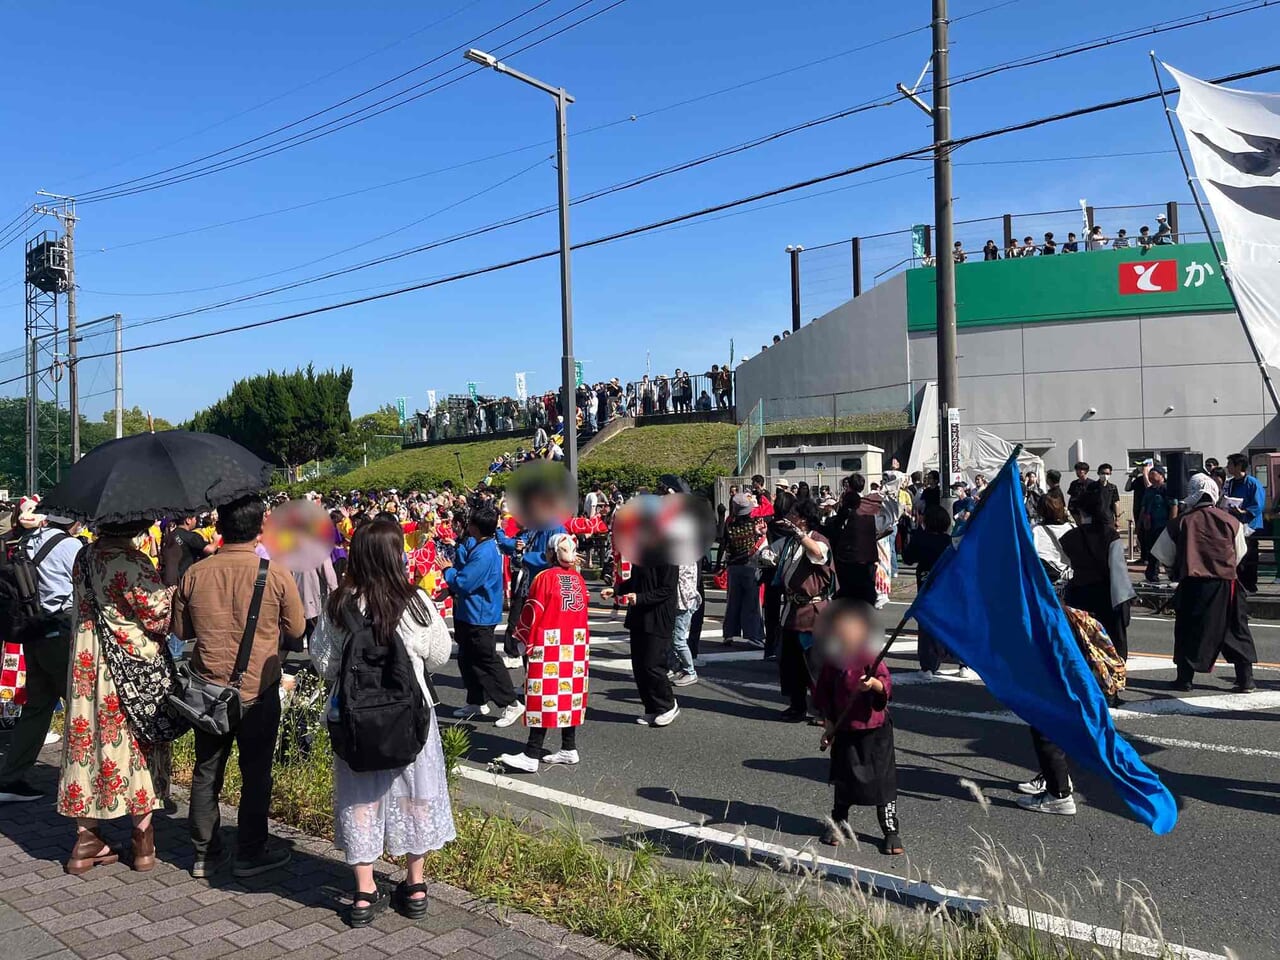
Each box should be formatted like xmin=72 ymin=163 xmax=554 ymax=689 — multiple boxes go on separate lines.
xmin=0 ymin=747 xmax=632 ymax=960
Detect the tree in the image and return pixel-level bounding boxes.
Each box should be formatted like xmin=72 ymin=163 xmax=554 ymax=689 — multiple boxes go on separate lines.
xmin=80 ymin=406 xmax=176 ymax=453
xmin=189 ymin=366 xmax=353 ymax=476
xmin=336 ymin=403 xmax=402 ymax=466
xmin=0 ymin=397 xmax=72 ymax=494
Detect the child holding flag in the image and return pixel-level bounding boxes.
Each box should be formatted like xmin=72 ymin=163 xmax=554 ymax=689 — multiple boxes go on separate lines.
xmin=813 ymin=601 xmax=903 ymax=855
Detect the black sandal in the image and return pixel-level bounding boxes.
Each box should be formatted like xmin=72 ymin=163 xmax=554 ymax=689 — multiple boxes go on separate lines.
xmin=347 ymin=887 xmax=388 ymax=927
xmin=394 ymin=881 xmax=430 ymax=920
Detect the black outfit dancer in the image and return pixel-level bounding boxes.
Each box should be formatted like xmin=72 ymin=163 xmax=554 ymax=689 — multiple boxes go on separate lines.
xmin=622 ymin=556 xmax=679 ymax=724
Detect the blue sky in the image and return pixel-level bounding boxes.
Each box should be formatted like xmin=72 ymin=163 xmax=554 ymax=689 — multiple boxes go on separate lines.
xmin=1 ymin=0 xmax=1276 ymax=421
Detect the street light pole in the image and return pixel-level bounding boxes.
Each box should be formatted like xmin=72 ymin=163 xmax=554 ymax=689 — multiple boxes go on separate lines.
xmin=465 ymin=49 xmax=579 ymax=504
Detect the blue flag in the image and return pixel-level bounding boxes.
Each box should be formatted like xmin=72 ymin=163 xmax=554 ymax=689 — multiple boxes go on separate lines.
xmin=906 ymin=458 xmax=1177 ymax=834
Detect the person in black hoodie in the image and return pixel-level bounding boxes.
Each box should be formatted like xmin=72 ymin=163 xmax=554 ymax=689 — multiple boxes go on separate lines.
xmin=621 ymin=553 xmax=680 ymax=726
xmin=827 ymin=474 xmax=881 ymax=604
xmin=903 ymin=504 xmax=967 ymax=675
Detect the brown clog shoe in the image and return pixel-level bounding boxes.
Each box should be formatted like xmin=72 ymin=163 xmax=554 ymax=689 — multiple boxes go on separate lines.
xmin=65 ymin=828 xmax=118 ymax=876
xmin=131 ymin=822 xmax=156 ymax=872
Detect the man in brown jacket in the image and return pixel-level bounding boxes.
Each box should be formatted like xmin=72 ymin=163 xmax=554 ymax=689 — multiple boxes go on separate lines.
xmin=173 ymin=495 xmax=306 ymax=878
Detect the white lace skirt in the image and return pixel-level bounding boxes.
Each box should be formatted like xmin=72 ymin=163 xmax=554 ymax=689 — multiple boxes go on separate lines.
xmin=332 ymin=710 xmax=457 ymax=865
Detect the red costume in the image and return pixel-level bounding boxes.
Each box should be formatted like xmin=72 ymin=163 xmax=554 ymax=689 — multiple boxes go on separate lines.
xmin=512 ymin=566 xmax=590 ymax=728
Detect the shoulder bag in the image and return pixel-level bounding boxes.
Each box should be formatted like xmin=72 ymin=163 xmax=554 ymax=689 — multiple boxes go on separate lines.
xmin=83 ymin=561 xmax=189 ymax=744
xmin=168 ymin=558 xmax=269 ymax=736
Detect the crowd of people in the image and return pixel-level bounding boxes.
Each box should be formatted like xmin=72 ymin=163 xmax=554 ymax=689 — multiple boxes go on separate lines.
xmin=946 ymin=212 xmax=1177 ymax=262
xmin=415 ymin=365 xmax=735 ymax=444
xmin=0 ymin=434 xmax=1268 ymax=918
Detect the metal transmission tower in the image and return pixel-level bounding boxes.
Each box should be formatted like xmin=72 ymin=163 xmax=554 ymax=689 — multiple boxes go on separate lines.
xmin=24 ymin=193 xmax=77 ymax=493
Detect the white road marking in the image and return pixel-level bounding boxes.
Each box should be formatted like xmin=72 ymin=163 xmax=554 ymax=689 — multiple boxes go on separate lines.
xmin=1113 ymin=689 xmax=1280 ymax=719
xmin=456 ymin=765 xmax=1227 ymax=960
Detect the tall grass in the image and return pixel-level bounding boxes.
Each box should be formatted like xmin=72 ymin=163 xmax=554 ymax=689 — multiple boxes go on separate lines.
xmin=165 ymin=673 xmax=1196 ymax=960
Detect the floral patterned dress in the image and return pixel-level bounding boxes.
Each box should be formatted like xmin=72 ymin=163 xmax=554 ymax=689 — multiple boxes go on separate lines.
xmin=57 ymin=538 xmax=174 ymax=821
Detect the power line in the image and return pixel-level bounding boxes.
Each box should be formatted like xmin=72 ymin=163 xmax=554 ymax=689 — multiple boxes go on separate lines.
xmin=6 ymin=59 xmax=1272 ymax=387
xmin=74 ymin=0 xmax=627 ymax=205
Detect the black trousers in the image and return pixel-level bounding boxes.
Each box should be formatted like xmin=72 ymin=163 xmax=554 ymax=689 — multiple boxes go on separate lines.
xmin=778 ymin=629 xmax=815 ymax=713
xmin=834 ymin=561 xmax=877 ymax=604
xmin=525 ymin=725 xmax=578 ymax=758
xmin=763 ymin=582 xmax=783 ymax=659
xmin=630 ymin=631 xmax=675 ymax=714
xmin=1239 ymin=535 xmax=1260 ymax=594
xmin=189 ymin=689 xmax=281 ymax=858
xmin=688 ymin=598 xmax=705 ymax=660
xmin=455 ymin=621 xmax=518 ymax=708
xmin=0 ymin=618 xmax=71 ymax=787
xmin=1029 ymin=727 xmax=1071 ymax=798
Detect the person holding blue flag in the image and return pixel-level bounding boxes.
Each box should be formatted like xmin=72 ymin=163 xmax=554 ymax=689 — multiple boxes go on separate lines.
xmin=903 ymin=453 xmax=1177 ymax=835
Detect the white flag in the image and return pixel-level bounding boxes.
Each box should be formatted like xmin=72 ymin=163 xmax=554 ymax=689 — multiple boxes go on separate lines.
xmin=1168 ymin=63 xmax=1280 ymax=366
xmin=426 ymin=389 xmax=437 ymax=413
xmin=514 ymin=372 xmax=527 ymax=402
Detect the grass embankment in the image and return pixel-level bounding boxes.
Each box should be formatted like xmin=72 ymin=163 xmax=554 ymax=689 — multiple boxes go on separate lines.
xmin=165 ymin=679 xmax=1178 ymax=960
xmin=335 ymin=421 xmax=739 ymax=492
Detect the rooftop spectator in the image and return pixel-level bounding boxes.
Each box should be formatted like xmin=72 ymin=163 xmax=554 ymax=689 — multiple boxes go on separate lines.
xmin=1062 ymin=232 xmax=1079 ymax=254
xmin=1112 ymin=228 xmax=1130 ymax=249
xmin=1154 ymin=213 xmax=1175 ymax=244
xmin=1138 ymin=225 xmax=1154 ymax=251
xmin=953 ymin=241 xmax=966 ymax=264
xmin=1086 ymin=225 xmax=1107 ymax=251
xmin=1020 ymin=235 xmax=1037 ymax=257
xmin=1005 ymin=237 xmax=1021 ymax=258
xmin=1041 ymin=232 xmax=1057 ymax=255
xmin=983 ymin=240 xmax=1000 ymax=260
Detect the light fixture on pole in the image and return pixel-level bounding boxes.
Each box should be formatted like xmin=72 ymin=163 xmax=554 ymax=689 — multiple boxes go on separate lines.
xmin=465 ymin=48 xmax=580 ymax=503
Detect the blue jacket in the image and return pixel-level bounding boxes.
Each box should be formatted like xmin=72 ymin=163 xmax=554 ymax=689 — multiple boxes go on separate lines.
xmin=497 ymin=523 xmax=567 ymax=578
xmin=1224 ymin=474 xmax=1264 ymax=532
xmin=443 ymin=536 xmax=504 ymax=626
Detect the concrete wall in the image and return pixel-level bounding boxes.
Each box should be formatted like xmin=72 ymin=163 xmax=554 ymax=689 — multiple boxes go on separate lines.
xmin=907 ymin=310 xmax=1280 ymax=471
xmin=733 ymin=274 xmax=910 ymax=420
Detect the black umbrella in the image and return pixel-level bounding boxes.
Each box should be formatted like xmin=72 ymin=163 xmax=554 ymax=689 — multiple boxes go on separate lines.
xmin=42 ymin=430 xmax=275 ymax=524
xmin=657 ymin=473 xmax=691 ymax=495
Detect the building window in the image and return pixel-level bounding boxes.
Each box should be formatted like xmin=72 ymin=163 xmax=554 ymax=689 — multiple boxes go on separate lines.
xmin=777 ymin=459 xmax=797 ymax=471
xmin=839 ymin=457 xmax=862 ymax=472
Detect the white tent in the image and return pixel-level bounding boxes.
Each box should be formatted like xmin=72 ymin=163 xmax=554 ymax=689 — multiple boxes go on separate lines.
xmin=907 ymin=381 xmax=1044 ymax=484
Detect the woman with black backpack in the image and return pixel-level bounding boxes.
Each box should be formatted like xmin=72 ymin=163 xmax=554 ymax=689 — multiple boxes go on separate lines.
xmin=311 ymin=519 xmax=455 ymax=928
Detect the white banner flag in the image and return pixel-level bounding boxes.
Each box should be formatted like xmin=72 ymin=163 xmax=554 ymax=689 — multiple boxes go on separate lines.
xmin=426 ymin=389 xmax=437 ymax=413
xmin=514 ymin=372 xmax=527 ymax=402
xmin=1168 ymin=63 xmax=1280 ymax=366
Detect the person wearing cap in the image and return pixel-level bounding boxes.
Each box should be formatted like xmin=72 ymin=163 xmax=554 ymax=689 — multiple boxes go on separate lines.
xmin=1150 ymin=473 xmax=1257 ymax=693
xmin=1153 ymin=213 xmax=1175 ymax=245
xmin=715 ymin=494 xmax=766 ymax=650
xmin=0 ymin=498 xmax=83 ymax=804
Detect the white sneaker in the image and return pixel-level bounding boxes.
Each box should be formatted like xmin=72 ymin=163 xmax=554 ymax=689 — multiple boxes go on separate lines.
xmin=543 ymin=749 xmax=580 ymax=765
xmin=1016 ymin=775 xmax=1046 ymax=796
xmin=743 ymin=637 xmax=765 ymax=650
xmin=956 ymin=666 xmax=973 ymax=679
xmin=671 ymin=671 xmax=698 ymax=687
xmin=635 ymin=713 xmax=657 ymax=725
xmin=43 ymin=731 xmax=61 ymax=746
xmin=666 ymin=670 xmax=678 ymax=680
xmin=498 ymin=752 xmax=539 ymax=773
xmin=652 ymin=703 xmax=680 ymax=727
xmin=495 ymin=702 xmax=526 ymax=728
xmin=1017 ymin=792 xmax=1077 ymax=816
xmin=452 ymin=703 xmax=491 ymax=719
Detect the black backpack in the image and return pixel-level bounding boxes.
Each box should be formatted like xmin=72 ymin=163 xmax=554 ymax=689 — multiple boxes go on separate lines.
xmin=0 ymin=532 xmax=70 ymax=643
xmin=327 ymin=601 xmax=430 ymax=773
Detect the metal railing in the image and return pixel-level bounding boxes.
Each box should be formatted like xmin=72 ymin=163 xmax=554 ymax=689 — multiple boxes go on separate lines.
xmin=624 ymin=371 xmax=731 ymax=417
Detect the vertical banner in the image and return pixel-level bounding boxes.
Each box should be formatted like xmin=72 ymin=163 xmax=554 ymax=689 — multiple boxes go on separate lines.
xmin=574 ymin=361 xmax=584 ymax=387
xmin=426 ymin=389 xmax=437 ymax=412
xmin=911 ymin=224 xmax=928 ymax=260
xmin=515 ymin=372 xmax=527 ymax=402
xmin=396 ymin=396 xmax=407 ymax=425
xmin=467 ymin=381 xmax=478 ymax=401
xmin=948 ymin=407 xmax=962 ymax=486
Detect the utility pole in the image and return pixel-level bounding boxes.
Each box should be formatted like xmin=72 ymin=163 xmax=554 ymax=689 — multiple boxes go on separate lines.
xmin=786 ymin=245 xmax=804 ymax=332
xmin=931 ymin=0 xmax=959 ymax=491
xmin=898 ymin=4 xmax=959 ymax=491
xmin=114 ymin=313 xmax=124 ymax=438
xmin=65 ymin=213 xmax=80 ymax=461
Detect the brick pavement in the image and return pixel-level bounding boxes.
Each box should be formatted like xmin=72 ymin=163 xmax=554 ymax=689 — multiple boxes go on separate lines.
xmin=0 ymin=748 xmax=633 ymax=960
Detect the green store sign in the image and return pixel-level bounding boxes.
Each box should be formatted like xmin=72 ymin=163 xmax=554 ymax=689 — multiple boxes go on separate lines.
xmin=905 ymin=242 xmax=1233 ymax=331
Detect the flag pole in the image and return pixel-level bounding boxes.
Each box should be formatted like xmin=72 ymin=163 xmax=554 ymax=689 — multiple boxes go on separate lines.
xmin=868 ymin=443 xmax=1025 ymax=672
xmin=1149 ymin=52 xmax=1280 ymax=416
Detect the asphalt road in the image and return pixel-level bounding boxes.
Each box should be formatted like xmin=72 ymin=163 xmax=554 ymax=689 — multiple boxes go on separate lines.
xmin=438 ymin=583 xmax=1280 ymax=960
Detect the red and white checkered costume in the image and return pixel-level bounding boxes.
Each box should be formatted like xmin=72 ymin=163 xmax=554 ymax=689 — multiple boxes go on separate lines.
xmin=0 ymin=641 xmax=27 ymax=723
xmin=512 ymin=567 xmax=590 ymax=729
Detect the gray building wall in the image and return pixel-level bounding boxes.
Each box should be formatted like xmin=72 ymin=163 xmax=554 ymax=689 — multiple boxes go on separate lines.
xmin=734 ymin=275 xmax=910 ymax=421
xmin=734 ymin=275 xmax=1279 ymax=474
xmin=907 ymin=310 xmax=1280 ymax=471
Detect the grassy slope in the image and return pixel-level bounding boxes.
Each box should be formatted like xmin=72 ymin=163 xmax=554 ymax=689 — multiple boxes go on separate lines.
xmin=582 ymin=421 xmax=737 ymax=474
xmin=338 ymin=422 xmax=739 ymax=489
